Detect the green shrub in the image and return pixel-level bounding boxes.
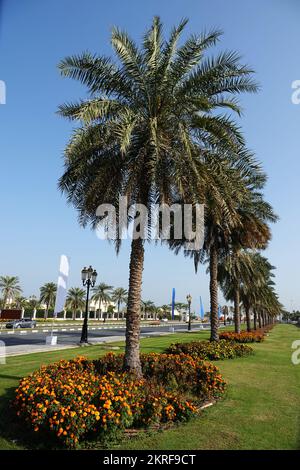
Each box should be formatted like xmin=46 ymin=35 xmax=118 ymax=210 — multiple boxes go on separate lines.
xmin=165 ymin=339 xmax=253 ymax=360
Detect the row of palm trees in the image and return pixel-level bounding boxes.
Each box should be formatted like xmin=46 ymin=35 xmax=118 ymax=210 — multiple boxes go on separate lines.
xmin=58 ymin=16 xmax=282 ymax=375
xmin=0 ymin=276 xmax=128 ymax=319
xmin=0 ymin=276 xmax=193 ymax=321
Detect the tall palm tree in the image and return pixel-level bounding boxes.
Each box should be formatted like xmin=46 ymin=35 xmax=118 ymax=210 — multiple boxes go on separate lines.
xmin=91 ymin=283 xmax=113 ymax=319
xmin=0 ymin=276 xmax=22 ymax=308
xmin=58 ymin=17 xmax=257 ymax=374
xmin=40 ymin=282 xmax=57 ymax=319
xmin=112 ymin=287 xmax=128 ymax=320
xmin=170 ymin=150 xmax=265 ymax=340
xmin=66 ymin=287 xmax=86 ymax=320
xmin=218 ymin=193 xmax=277 ymax=333
xmin=239 ymin=253 xmax=281 ymax=331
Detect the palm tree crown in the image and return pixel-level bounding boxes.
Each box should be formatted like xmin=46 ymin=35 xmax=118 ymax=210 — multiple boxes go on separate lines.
xmin=92 ymin=283 xmax=113 ymax=318
xmin=66 ymin=287 xmax=86 ymax=320
xmin=39 ymin=282 xmax=57 ymax=318
xmin=112 ymin=287 xmax=128 ymax=319
xmin=0 ymin=276 xmax=22 ymax=307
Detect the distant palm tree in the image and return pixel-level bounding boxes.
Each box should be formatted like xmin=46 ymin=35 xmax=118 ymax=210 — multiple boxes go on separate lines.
xmin=40 ymin=282 xmax=57 ymax=319
xmin=91 ymin=283 xmax=113 ymax=319
xmin=174 ymin=302 xmax=188 ymax=321
xmin=160 ymin=304 xmax=171 ymax=319
xmin=112 ymin=288 xmax=128 ymax=320
xmin=142 ymin=300 xmax=155 ymax=320
xmin=26 ymin=295 xmax=40 ymax=316
xmin=13 ymin=295 xmax=27 ymax=309
xmin=0 ymin=276 xmax=22 ymax=308
xmin=66 ymin=287 xmax=86 ymax=320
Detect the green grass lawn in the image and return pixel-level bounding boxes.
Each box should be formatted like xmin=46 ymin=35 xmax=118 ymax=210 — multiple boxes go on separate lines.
xmin=0 ymin=324 xmax=299 ymax=450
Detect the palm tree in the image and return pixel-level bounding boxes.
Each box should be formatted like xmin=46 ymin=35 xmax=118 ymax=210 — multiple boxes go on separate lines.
xmin=112 ymin=287 xmax=128 ymax=320
xmin=218 ymin=192 xmax=277 ymax=333
xmin=58 ymin=17 xmax=257 ymax=374
xmin=174 ymin=302 xmax=188 ymax=321
xmin=91 ymin=283 xmax=113 ymax=319
xmin=239 ymin=253 xmax=281 ymax=330
xmin=170 ymin=150 xmax=265 ymax=340
xmin=15 ymin=295 xmax=28 ymax=310
xmin=40 ymin=282 xmax=57 ymax=319
xmin=159 ymin=304 xmax=171 ymax=320
xmin=66 ymin=287 xmax=86 ymax=320
xmin=0 ymin=276 xmax=22 ymax=308
xmin=142 ymin=300 xmax=155 ymax=320
xmin=26 ymin=295 xmax=40 ymax=317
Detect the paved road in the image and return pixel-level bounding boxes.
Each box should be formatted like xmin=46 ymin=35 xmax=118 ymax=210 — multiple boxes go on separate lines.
xmin=0 ymin=323 xmax=211 ymax=348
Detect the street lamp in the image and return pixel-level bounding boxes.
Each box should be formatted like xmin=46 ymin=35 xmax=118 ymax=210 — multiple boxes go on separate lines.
xmin=186 ymin=294 xmax=192 ymax=331
xmin=80 ymin=265 xmax=97 ymax=344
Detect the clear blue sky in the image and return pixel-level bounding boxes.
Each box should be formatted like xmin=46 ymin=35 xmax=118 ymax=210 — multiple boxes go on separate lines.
xmin=0 ymin=0 xmax=299 ymax=312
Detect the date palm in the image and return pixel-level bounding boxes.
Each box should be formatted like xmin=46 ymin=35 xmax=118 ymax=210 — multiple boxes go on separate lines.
xmin=91 ymin=283 xmax=113 ymax=319
xmin=15 ymin=295 xmax=28 ymax=310
xmin=239 ymin=253 xmax=281 ymax=329
xmin=66 ymin=287 xmax=86 ymax=320
xmin=112 ymin=287 xmax=128 ymax=320
xmin=26 ymin=295 xmax=40 ymax=315
xmin=40 ymin=282 xmax=57 ymax=319
xmin=58 ymin=17 xmax=257 ymax=374
xmin=142 ymin=300 xmax=155 ymax=320
xmin=0 ymin=276 xmax=22 ymax=308
xmin=170 ymin=149 xmax=265 ymax=340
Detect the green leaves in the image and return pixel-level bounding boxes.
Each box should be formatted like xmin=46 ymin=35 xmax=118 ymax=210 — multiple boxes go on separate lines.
xmin=57 ymin=16 xmax=265 ymax=257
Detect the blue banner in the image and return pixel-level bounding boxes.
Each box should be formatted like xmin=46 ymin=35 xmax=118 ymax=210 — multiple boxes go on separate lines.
xmin=171 ymin=288 xmax=175 ymax=320
xmin=200 ymin=296 xmax=204 ymax=320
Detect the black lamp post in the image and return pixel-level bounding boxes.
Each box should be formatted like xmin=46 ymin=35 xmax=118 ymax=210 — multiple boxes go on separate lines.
xmin=186 ymin=294 xmax=192 ymax=331
xmin=80 ymin=265 xmax=97 ymax=344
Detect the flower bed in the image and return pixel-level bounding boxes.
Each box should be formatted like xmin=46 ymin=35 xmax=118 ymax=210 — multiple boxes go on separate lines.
xmin=219 ymin=331 xmax=264 ymax=343
xmin=165 ymin=339 xmax=253 ymax=360
xmin=93 ymin=353 xmax=226 ymax=398
xmin=13 ymin=354 xmax=226 ymax=448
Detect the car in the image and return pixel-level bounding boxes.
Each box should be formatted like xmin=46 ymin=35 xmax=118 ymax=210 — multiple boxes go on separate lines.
xmin=6 ymin=318 xmax=37 ymax=329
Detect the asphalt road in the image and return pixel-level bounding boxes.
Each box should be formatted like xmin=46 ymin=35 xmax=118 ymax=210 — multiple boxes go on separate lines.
xmin=0 ymin=323 xmax=211 ymax=348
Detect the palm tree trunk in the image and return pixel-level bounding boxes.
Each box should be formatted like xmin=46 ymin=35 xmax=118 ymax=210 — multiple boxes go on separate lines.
xmin=234 ymin=281 xmax=241 ymax=334
xmin=45 ymin=304 xmax=49 ymax=319
xmin=258 ymin=312 xmax=262 ymax=328
xmin=98 ymin=300 xmax=101 ymax=320
xmin=209 ymin=244 xmax=219 ymax=342
xmin=253 ymin=309 xmax=257 ymax=330
xmin=117 ymin=301 xmax=120 ymax=321
xmin=124 ymin=238 xmax=144 ymax=376
xmin=245 ymin=306 xmax=251 ymax=332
